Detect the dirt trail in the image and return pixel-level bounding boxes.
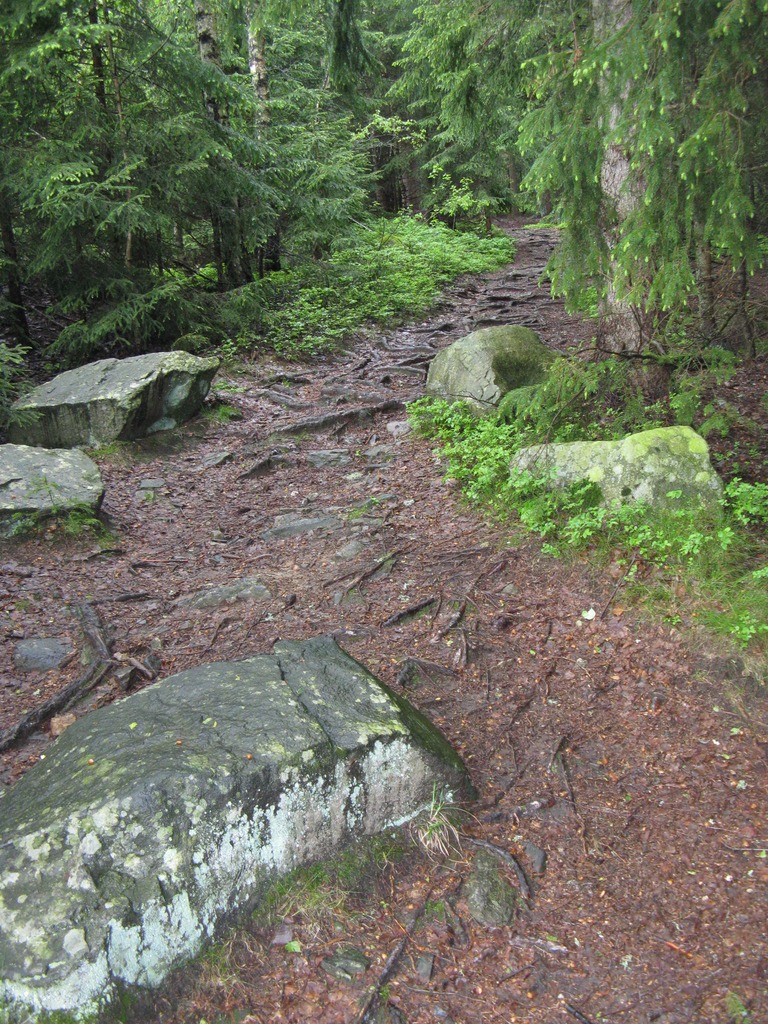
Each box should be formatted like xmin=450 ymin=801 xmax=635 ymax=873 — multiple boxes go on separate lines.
xmin=1 ymin=224 xmax=767 ymax=1024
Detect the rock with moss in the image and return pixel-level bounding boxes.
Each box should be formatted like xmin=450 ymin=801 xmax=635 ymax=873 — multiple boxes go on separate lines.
xmin=464 ymin=850 xmax=523 ymax=927
xmin=9 ymin=352 xmax=219 ymax=449
xmin=0 ymin=444 xmax=104 ymax=537
xmin=511 ymin=426 xmax=722 ymax=508
xmin=0 ymin=636 xmax=473 ymax=1021
xmin=426 ymin=326 xmax=554 ymax=413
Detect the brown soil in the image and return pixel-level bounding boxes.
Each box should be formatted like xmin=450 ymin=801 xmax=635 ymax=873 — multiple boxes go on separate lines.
xmin=2 ymin=223 xmax=767 ymax=1024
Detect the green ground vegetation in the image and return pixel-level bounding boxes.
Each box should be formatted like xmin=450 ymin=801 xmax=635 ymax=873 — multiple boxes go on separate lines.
xmin=409 ymin=352 xmax=768 ymax=658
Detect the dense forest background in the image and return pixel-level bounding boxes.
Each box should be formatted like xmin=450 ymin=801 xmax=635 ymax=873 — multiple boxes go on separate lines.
xmin=1 ymin=0 xmax=767 ymax=395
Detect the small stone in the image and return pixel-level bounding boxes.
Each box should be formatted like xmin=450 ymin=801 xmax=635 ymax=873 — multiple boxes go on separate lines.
xmin=320 ymin=946 xmax=371 ymax=982
xmin=306 ymin=449 xmax=351 ymax=468
xmin=138 ymin=478 xmax=166 ymax=490
xmin=501 ymin=583 xmax=519 ymax=596
xmin=464 ymin=850 xmax=523 ymax=926
xmin=177 ymin=578 xmax=272 ymax=609
xmin=13 ymin=638 xmax=74 ymax=673
xmin=415 ymin=953 xmax=434 ymax=982
xmin=50 ymin=714 xmax=77 ymax=738
xmin=386 ymin=420 xmax=411 ymax=438
xmin=270 ymin=922 xmax=293 ymax=946
xmin=200 ymin=452 xmax=232 ymax=469
xmin=523 ymin=841 xmax=547 ymax=875
xmin=364 ymin=443 xmax=395 ymax=462
xmin=334 ymin=539 xmax=367 ymax=560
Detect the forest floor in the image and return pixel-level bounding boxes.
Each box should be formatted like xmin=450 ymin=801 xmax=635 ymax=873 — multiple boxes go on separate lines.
xmin=2 ymin=220 xmax=768 ymax=1024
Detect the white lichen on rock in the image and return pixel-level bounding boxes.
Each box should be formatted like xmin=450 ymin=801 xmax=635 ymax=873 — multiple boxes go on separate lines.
xmin=0 ymin=637 xmax=472 ymax=1021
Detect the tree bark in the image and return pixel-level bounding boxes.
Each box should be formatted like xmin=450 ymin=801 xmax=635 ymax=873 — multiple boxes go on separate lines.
xmin=594 ymin=0 xmax=645 ymax=354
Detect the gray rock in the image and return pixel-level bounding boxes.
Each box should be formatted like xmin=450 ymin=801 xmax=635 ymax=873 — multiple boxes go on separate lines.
xmin=260 ymin=512 xmax=343 ymax=541
xmin=199 ymin=452 xmax=233 ymax=470
xmin=415 ymin=953 xmax=434 ymax=982
xmin=364 ymin=443 xmax=395 ymax=462
xmin=138 ymin=478 xmax=166 ymax=490
xmin=464 ymin=850 xmax=523 ymax=927
xmin=320 ymin=946 xmax=371 ymax=982
xmin=334 ymin=539 xmax=368 ymax=560
xmin=511 ymin=426 xmax=722 ymax=509
xmin=0 ymin=445 xmax=105 ymax=536
xmin=386 ymin=419 xmax=412 ymax=438
xmin=426 ymin=326 xmax=554 ymax=413
xmin=306 ymin=449 xmax=351 ymax=468
xmin=177 ymin=578 xmax=272 ymax=609
xmin=9 ymin=352 xmax=219 ymax=448
xmin=13 ymin=638 xmax=74 ymax=673
xmin=523 ymin=841 xmax=547 ymax=875
xmin=0 ymin=636 xmax=472 ymax=1020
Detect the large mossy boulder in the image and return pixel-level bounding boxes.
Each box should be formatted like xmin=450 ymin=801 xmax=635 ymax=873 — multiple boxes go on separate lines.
xmin=426 ymin=326 xmax=554 ymax=413
xmin=9 ymin=351 xmax=219 ymax=449
xmin=0 ymin=636 xmax=473 ymax=1021
xmin=511 ymin=426 xmax=722 ymax=508
xmin=0 ymin=444 xmax=104 ymax=537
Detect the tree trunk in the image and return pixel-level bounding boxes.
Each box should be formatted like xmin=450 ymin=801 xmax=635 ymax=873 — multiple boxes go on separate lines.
xmin=0 ymin=187 xmax=29 ymax=343
xmin=594 ymin=0 xmax=645 ymax=354
xmin=194 ymin=0 xmax=223 ymax=122
xmin=246 ymin=4 xmax=280 ymax=274
xmin=195 ymin=0 xmax=250 ymax=288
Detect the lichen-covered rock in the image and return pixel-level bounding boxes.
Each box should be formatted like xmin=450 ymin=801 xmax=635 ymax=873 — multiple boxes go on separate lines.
xmin=9 ymin=351 xmax=219 ymax=449
xmin=0 ymin=636 xmax=473 ymax=1021
xmin=511 ymin=426 xmax=722 ymax=508
xmin=426 ymin=326 xmax=554 ymax=413
xmin=0 ymin=444 xmax=104 ymax=536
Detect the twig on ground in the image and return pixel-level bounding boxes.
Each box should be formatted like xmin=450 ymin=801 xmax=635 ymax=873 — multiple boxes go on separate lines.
xmin=566 ymin=1004 xmax=598 ymax=1024
xmin=599 ymin=555 xmax=636 ymax=619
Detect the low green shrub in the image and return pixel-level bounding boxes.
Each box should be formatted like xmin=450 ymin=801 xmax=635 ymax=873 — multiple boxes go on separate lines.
xmin=409 ymin=379 xmax=768 ymax=654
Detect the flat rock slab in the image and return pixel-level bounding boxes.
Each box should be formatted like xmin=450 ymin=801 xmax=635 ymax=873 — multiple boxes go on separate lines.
xmin=177 ymin=578 xmax=272 ymax=609
xmin=9 ymin=352 xmax=219 ymax=448
xmin=306 ymin=450 xmax=351 ymax=468
xmin=0 ymin=636 xmax=472 ymax=1020
xmin=0 ymin=445 xmax=105 ymax=537
xmin=12 ymin=638 xmax=74 ymax=673
xmin=260 ymin=512 xmax=343 ymax=541
xmin=426 ymin=325 xmax=554 ymax=413
xmin=511 ymin=426 xmax=722 ymax=508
